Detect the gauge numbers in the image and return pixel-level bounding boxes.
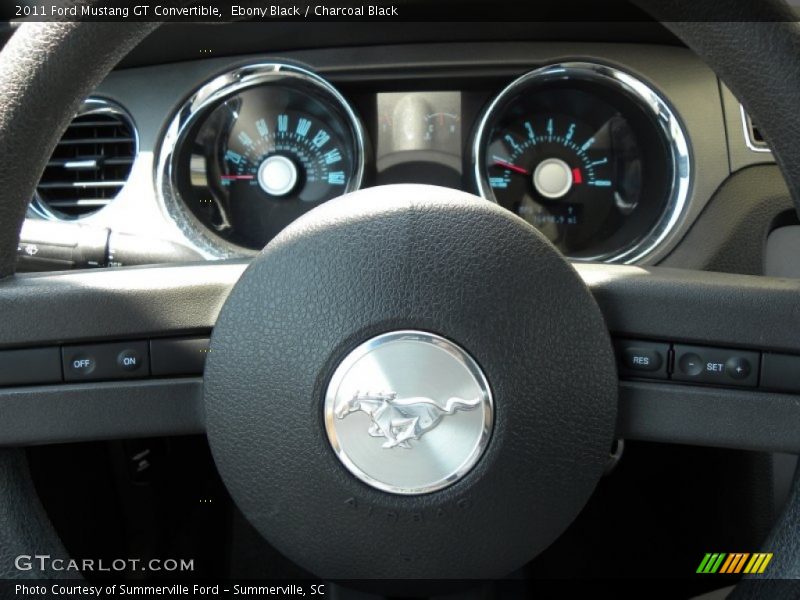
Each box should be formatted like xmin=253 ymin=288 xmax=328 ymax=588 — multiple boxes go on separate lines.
xmin=486 ymin=114 xmax=624 ymax=235
xmin=170 ymin=69 xmax=364 ymax=252
xmin=220 ymin=110 xmax=349 ymax=201
xmin=474 ymin=64 xmax=683 ymax=262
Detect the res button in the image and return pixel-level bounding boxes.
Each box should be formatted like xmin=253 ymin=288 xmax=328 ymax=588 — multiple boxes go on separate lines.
xmin=615 ymin=339 xmax=669 ymax=380
xmin=623 ymin=348 xmax=663 ymax=372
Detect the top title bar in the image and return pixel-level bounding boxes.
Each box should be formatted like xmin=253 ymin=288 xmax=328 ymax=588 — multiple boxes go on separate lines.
xmin=5 ymin=0 xmax=800 ymax=23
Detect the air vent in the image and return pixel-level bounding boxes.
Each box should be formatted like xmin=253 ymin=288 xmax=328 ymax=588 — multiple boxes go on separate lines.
xmin=740 ymin=105 xmax=770 ymax=153
xmin=33 ymin=99 xmax=137 ymax=219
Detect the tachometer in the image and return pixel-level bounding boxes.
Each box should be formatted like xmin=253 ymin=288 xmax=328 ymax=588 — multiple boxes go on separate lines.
xmin=473 ymin=63 xmax=690 ymax=263
xmin=158 ymin=63 xmax=365 ymax=255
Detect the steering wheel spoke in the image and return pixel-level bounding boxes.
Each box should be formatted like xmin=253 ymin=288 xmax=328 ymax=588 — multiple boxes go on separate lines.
xmin=578 ymin=263 xmax=800 ymax=453
xmin=1 ymin=261 xmax=799 ymax=454
xmin=0 ymin=378 xmax=204 ymax=446
xmin=0 ymin=262 xmax=243 ymax=445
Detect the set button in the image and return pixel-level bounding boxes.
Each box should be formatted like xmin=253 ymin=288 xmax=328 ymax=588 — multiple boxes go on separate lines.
xmin=673 ymin=344 xmax=758 ymax=387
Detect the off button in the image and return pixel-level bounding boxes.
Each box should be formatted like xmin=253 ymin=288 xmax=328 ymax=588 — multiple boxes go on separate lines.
xmin=69 ymin=354 xmax=96 ymax=376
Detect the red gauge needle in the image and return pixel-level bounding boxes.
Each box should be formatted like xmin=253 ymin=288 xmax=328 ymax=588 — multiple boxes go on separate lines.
xmin=492 ymin=157 xmax=529 ymax=176
xmin=221 ymin=175 xmax=255 ymax=181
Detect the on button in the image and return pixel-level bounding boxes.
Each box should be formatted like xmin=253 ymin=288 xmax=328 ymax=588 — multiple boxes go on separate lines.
xmin=118 ymin=349 xmax=143 ymax=372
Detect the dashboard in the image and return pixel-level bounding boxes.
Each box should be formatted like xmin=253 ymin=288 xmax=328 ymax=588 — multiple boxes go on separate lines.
xmin=24 ymin=40 xmax=778 ymax=268
xmin=5 ymin=18 xmax=798 ymax=587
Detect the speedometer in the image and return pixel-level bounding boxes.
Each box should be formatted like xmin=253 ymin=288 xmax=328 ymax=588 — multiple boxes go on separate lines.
xmin=473 ymin=62 xmax=690 ymax=263
xmin=220 ymin=104 xmax=351 ymax=202
xmin=158 ymin=63 xmax=365 ymax=255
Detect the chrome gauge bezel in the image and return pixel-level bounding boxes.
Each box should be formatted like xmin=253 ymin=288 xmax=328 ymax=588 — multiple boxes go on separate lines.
xmin=156 ymin=62 xmax=367 ymax=258
xmin=472 ymin=62 xmax=692 ymax=264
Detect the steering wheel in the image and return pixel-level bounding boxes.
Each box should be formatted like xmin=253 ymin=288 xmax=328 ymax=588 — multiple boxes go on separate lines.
xmin=1 ymin=3 xmax=799 ymax=593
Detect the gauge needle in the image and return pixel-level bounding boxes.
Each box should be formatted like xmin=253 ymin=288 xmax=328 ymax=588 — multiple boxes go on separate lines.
xmin=221 ymin=175 xmax=255 ymax=181
xmin=492 ymin=157 xmax=529 ymax=176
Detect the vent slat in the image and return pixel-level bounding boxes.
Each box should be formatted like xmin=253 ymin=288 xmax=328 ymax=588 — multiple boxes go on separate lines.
xmin=56 ymin=137 xmax=136 ymax=145
xmin=46 ymin=199 xmax=114 ymax=208
xmin=35 ymin=106 xmax=136 ymax=219
xmin=46 ymin=157 xmax=133 ymax=168
xmin=66 ymin=119 xmax=126 ymax=128
xmin=38 ymin=181 xmax=126 ymax=190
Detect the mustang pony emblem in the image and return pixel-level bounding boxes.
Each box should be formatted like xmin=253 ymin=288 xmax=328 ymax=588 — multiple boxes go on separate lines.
xmin=335 ymin=391 xmax=481 ymax=449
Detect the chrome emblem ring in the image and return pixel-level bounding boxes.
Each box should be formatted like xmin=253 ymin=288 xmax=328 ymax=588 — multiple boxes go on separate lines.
xmin=324 ymin=330 xmax=494 ymax=495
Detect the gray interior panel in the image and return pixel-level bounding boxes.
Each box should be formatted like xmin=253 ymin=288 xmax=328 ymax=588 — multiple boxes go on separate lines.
xmin=661 ymin=165 xmax=793 ymax=275
xmin=766 ymin=226 xmax=800 ymax=279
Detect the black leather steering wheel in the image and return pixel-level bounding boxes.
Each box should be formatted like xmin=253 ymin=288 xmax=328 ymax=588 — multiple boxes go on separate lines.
xmin=0 ymin=2 xmax=799 ymax=592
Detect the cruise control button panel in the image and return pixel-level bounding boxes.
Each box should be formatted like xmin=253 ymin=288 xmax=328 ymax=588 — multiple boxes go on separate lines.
xmin=63 ymin=341 xmax=150 ymax=382
xmin=0 ymin=334 xmax=210 ymax=388
xmin=672 ymin=344 xmax=759 ymax=387
xmin=614 ymin=338 xmax=764 ymax=390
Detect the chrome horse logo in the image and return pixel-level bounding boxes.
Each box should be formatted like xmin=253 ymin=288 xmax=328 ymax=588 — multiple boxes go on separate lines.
xmin=335 ymin=391 xmax=481 ymax=449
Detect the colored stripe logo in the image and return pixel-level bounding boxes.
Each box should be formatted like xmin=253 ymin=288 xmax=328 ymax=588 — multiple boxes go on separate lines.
xmin=697 ymin=553 xmax=773 ymax=574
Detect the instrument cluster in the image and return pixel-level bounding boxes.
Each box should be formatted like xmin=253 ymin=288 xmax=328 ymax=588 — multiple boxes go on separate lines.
xmin=157 ymin=61 xmax=691 ymax=263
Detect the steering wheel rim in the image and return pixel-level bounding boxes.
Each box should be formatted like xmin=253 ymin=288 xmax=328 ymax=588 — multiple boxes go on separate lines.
xmin=0 ymin=4 xmax=798 ymax=589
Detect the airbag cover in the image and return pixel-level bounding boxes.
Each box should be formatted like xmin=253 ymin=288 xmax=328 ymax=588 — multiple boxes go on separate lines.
xmin=204 ymin=184 xmax=617 ymax=579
